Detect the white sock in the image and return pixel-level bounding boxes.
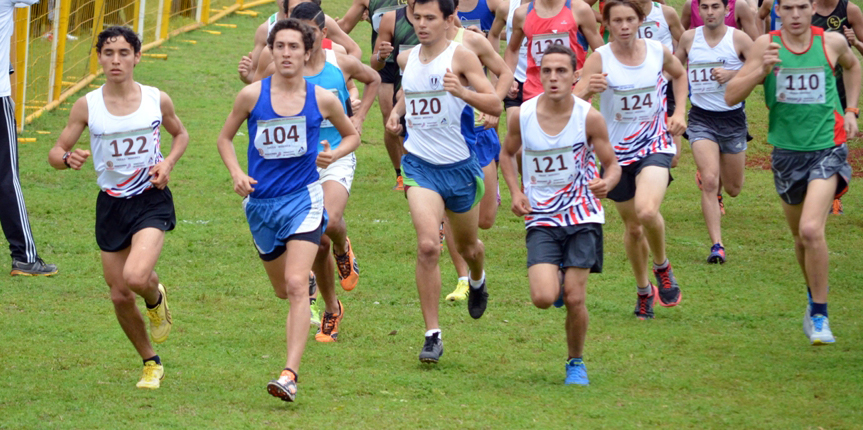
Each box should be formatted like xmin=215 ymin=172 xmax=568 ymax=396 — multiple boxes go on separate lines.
xmin=469 ymin=271 xmax=485 ymax=289
xmin=458 ymin=276 xmax=469 ymax=282
xmin=425 ymin=329 xmax=441 ymax=338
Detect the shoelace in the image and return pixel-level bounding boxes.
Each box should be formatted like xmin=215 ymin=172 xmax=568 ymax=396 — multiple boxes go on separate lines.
xmin=657 ymin=269 xmax=673 ymax=291
xmin=334 ymin=253 xmax=351 ymax=278
xmin=147 ymin=308 xmax=163 ymax=327
xmin=638 ymin=294 xmax=650 ymax=315
xmin=142 ymin=365 xmax=158 ymax=380
xmin=320 ymin=312 xmax=337 ymax=335
xmin=812 ymin=316 xmax=824 ymax=331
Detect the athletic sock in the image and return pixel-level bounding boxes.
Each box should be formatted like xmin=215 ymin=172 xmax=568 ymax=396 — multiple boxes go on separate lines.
xmin=458 ymin=276 xmax=468 ymax=283
xmin=395 ymin=168 xmax=401 ymax=178
xmin=653 ymin=259 xmax=669 ymax=271
xmin=807 ymin=287 xmax=812 ymax=304
xmin=425 ymin=328 xmax=441 ymax=338
xmin=637 ymin=285 xmax=652 ymax=296
xmin=567 ymin=357 xmax=583 ymax=366
xmin=469 ymin=271 xmax=485 ymax=289
xmin=811 ymin=302 xmax=828 ymax=318
xmin=143 ymin=355 xmax=161 ymax=366
xmin=145 ymin=291 xmax=162 ymax=309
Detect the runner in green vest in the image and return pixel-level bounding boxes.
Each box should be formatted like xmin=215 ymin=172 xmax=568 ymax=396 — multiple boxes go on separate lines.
xmin=726 ymin=0 xmax=860 ymax=346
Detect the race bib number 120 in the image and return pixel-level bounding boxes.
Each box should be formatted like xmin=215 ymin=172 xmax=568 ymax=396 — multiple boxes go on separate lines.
xmin=254 ymin=117 xmax=307 ymax=159
xmin=405 ymin=91 xmax=447 ymax=129
xmin=531 ymin=33 xmax=569 ymax=66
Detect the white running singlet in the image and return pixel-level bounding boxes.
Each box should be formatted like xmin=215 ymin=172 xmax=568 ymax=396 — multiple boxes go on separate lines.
xmin=506 ymin=0 xmax=528 ymax=82
xmin=521 ymin=95 xmax=604 ymax=228
xmin=638 ymin=2 xmax=674 ymax=51
xmin=86 ymin=83 xmax=164 ymax=198
xmin=597 ymin=40 xmax=674 ymax=166
xmin=402 ymin=41 xmax=474 ymax=164
xmin=688 ymin=26 xmax=743 ymax=111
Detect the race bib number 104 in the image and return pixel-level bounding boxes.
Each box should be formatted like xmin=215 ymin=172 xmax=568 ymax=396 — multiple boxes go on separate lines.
xmin=254 ymin=117 xmax=307 ymax=159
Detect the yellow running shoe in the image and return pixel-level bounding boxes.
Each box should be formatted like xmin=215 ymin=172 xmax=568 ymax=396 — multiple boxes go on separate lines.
xmin=146 ymin=284 xmax=172 ymax=344
xmin=136 ymin=360 xmax=164 ymax=389
xmin=445 ymin=279 xmax=469 ymax=302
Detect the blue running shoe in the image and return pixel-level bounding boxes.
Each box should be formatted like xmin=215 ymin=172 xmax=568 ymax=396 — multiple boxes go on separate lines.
xmin=707 ymin=243 xmax=726 ymax=264
xmin=553 ymin=268 xmax=565 ymax=308
xmin=564 ymin=359 xmax=589 ymax=385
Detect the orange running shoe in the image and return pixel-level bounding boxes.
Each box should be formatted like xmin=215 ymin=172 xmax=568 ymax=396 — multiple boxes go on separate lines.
xmin=315 ymin=300 xmax=344 ymax=343
xmin=334 ymin=237 xmax=359 ymax=291
xmin=393 ymin=175 xmax=404 ymax=191
xmin=267 ymin=369 xmax=298 ymax=402
xmin=831 ymin=198 xmax=843 ymax=215
xmin=718 ymin=194 xmax=725 ymax=216
xmin=695 ymin=170 xmax=703 ymax=191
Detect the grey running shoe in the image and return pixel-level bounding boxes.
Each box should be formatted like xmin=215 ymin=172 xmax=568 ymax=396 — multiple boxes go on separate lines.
xmin=467 ymin=279 xmax=488 ymax=319
xmin=267 ymin=369 xmax=298 ymax=402
xmin=634 ymin=285 xmax=658 ymax=320
xmin=11 ymin=258 xmax=58 ymax=276
xmin=653 ymin=263 xmax=682 ymax=307
xmin=419 ymin=332 xmax=443 ymax=363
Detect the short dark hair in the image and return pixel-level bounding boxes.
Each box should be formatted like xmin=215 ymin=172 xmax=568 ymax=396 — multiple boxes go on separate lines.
xmin=697 ymin=0 xmax=729 ymax=8
xmin=541 ymin=45 xmax=577 ymax=71
xmin=96 ymin=26 xmax=141 ymax=54
xmin=267 ymin=18 xmax=315 ymax=52
xmin=775 ymin=0 xmax=815 ymax=5
xmin=414 ymin=0 xmax=455 ymax=19
xmin=284 ymin=0 xmax=321 ymax=13
xmin=290 ymin=2 xmax=326 ymax=30
xmin=602 ymin=0 xmax=645 ymax=24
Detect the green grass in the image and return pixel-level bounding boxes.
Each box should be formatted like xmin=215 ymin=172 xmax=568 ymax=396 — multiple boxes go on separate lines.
xmin=3 ymin=2 xmax=863 ymax=428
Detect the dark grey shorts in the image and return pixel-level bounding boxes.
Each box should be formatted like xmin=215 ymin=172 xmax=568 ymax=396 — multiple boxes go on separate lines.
xmin=525 ymin=223 xmax=603 ymax=273
xmin=771 ymin=144 xmax=851 ymax=205
xmin=687 ymin=106 xmax=749 ymax=154
xmin=604 ymin=153 xmax=674 ymax=203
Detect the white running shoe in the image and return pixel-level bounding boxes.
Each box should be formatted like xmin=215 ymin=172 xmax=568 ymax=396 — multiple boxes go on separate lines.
xmin=804 ymin=311 xmax=835 ymax=345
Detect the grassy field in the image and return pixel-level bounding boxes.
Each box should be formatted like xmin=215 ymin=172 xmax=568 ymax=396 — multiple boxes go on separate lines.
xmin=2 ymin=1 xmax=863 ymax=428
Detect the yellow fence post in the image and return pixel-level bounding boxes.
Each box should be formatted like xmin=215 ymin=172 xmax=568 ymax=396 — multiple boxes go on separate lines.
xmin=200 ymin=0 xmax=211 ymax=23
xmin=13 ymin=7 xmax=29 ymax=131
xmin=238 ymin=0 xmax=245 ymax=10
xmin=51 ymin=0 xmax=72 ymax=102
xmin=88 ymin=0 xmax=107 ymax=75
xmin=159 ymin=0 xmax=172 ymax=40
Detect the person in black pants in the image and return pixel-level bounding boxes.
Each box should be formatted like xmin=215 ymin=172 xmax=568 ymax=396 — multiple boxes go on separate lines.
xmin=1 ymin=0 xmax=56 ymax=276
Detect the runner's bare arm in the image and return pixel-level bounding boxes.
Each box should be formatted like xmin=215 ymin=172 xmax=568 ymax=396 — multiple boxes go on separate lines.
xmin=725 ymin=34 xmax=773 ymax=106
xmin=150 ymin=92 xmax=190 ymax=189
xmin=572 ymin=51 xmax=604 ymax=100
xmin=217 ymin=85 xmax=259 ymax=196
xmin=575 ymin=0 xmax=603 ymax=51
xmin=504 ymin=5 xmax=527 ymax=72
xmin=240 ymin=23 xmax=269 ymax=84
xmin=674 ymin=29 xmax=693 ymax=67
xmin=371 ymin=11 xmax=396 ymax=70
xmin=48 ymin=97 xmax=90 ymax=170
xmin=734 ymin=1 xmax=761 ymax=41
xmin=337 ymin=0 xmax=369 ymax=33
xmin=488 ymin=0 xmax=509 ymax=54
xmin=846 ymin=2 xmax=863 ymax=55
xmin=585 ymin=108 xmax=620 ymax=198
xmin=662 ymin=45 xmax=687 ymax=135
xmin=662 ymin=5 xmax=685 ymax=44
xmin=500 ymin=109 xmax=529 ymax=216
xmin=758 ymin=0 xmax=773 ymax=21
xmin=327 ymin=16 xmax=363 ymax=59
xmin=681 ymin=0 xmax=692 ymax=30
xmin=317 ymin=88 xmax=361 ymax=167
xmin=828 ymin=31 xmax=861 ymax=138
xmin=471 ymin=32 xmax=515 ymax=100
xmin=451 ymin=47 xmax=503 ymax=116
xmin=340 ymin=53 xmax=382 ymax=132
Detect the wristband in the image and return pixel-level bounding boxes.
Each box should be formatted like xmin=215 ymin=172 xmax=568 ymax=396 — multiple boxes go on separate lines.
xmin=376 ymin=52 xmax=381 ymax=62
xmin=845 ymin=107 xmax=859 ymax=118
xmin=62 ymin=151 xmax=71 ymax=168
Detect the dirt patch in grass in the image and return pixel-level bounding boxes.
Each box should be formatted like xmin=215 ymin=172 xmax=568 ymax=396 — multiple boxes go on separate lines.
xmin=746 ymin=140 xmax=863 ymax=177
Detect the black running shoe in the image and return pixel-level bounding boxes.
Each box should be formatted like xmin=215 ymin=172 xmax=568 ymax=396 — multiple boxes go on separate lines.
xmin=653 ymin=263 xmax=682 ymax=307
xmin=634 ymin=284 xmax=657 ymax=320
xmin=419 ymin=332 xmax=443 ymax=363
xmin=11 ymin=258 xmax=58 ymax=276
xmin=467 ymin=279 xmax=488 ymax=319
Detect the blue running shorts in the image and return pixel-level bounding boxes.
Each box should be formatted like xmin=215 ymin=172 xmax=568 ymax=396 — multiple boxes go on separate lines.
xmin=401 ymin=153 xmax=485 ymax=214
xmin=244 ymin=183 xmax=328 ymax=261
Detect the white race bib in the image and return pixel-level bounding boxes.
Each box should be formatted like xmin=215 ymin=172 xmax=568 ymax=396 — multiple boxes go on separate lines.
xmin=612 ymin=86 xmax=657 ymax=123
xmin=254 ymin=117 xmax=307 ymax=159
xmin=776 ymin=67 xmax=826 ymax=104
xmin=460 ymin=18 xmax=481 ymax=31
xmin=405 ymin=91 xmax=448 ymax=129
xmin=530 ymin=33 xmax=569 ymax=66
xmin=525 ymin=147 xmax=575 ymax=187
xmin=372 ymin=4 xmax=406 ymax=32
xmin=102 ymin=127 xmax=157 ymax=171
xmin=688 ymin=61 xmax=723 ymax=94
xmin=638 ymin=21 xmax=660 ymax=39
xmin=320 ymin=89 xmax=341 ymax=128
